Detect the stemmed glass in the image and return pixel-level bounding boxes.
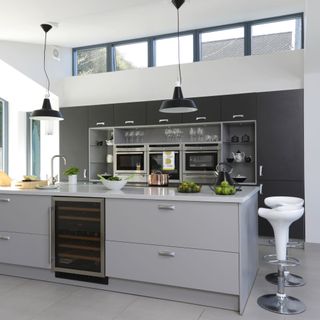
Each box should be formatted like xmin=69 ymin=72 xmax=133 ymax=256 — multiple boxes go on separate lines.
xmin=189 ymin=128 xmax=196 ymax=142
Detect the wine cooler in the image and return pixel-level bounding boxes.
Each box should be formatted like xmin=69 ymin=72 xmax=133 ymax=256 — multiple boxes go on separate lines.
xmin=52 ymin=197 xmax=105 ymax=279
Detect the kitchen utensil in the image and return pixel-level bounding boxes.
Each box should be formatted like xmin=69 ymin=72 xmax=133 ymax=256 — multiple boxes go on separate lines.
xmin=245 ymin=155 xmax=252 ymax=163
xmin=241 ymin=134 xmax=250 ymax=143
xmin=231 ymin=135 xmax=239 ymax=143
xmin=148 ymin=170 xmax=169 ymax=186
xmin=214 ymin=162 xmax=235 ymax=186
xmin=232 ymin=175 xmax=247 ymax=191
xmin=232 ymin=150 xmax=245 ymax=162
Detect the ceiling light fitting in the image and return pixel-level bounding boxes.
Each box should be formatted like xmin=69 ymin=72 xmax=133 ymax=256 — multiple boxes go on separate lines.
xmin=30 ymin=24 xmax=63 ymax=121
xmin=159 ymin=0 xmax=197 ymax=114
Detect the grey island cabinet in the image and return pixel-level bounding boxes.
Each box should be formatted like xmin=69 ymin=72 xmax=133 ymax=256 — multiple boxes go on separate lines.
xmin=0 ymin=185 xmax=259 ymax=314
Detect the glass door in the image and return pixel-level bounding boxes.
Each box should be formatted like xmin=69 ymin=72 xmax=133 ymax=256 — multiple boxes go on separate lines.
xmin=53 ymin=197 xmax=105 ymax=277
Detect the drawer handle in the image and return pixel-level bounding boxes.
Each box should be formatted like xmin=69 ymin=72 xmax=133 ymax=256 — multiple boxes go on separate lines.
xmin=96 ymin=122 xmax=105 ymax=126
xmin=158 ymin=251 xmax=175 ymax=257
xmin=0 ymin=236 xmax=10 ymax=240
xmin=232 ymin=114 xmax=244 ymax=119
xmin=158 ymin=205 xmax=175 ymax=211
xmin=196 ymin=116 xmax=206 ymax=121
xmin=259 ymin=184 xmax=263 ymax=195
xmin=159 ymin=119 xmax=169 ymax=123
xmin=0 ymin=198 xmax=10 ymax=202
xmin=259 ymin=165 xmax=263 ymax=176
xmin=125 ymin=120 xmax=134 ymax=125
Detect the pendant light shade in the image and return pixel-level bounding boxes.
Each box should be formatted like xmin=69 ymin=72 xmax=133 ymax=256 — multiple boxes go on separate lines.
xmin=159 ymin=0 xmax=197 ymax=114
xmin=159 ymin=83 xmax=197 ymax=113
xmin=30 ymin=24 xmax=63 ymax=121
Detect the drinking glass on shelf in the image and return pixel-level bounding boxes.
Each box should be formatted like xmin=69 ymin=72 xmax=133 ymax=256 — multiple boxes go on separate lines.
xmin=124 ymin=131 xmax=130 ymax=144
xmin=197 ymin=127 xmax=204 ymax=142
xmin=189 ymin=128 xmax=196 ymax=142
xmin=129 ymin=130 xmax=135 ymax=143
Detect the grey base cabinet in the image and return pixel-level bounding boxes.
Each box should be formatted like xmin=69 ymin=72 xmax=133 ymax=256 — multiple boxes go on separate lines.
xmin=106 ymin=195 xmax=258 ymax=314
xmin=0 ymin=194 xmax=51 ymax=269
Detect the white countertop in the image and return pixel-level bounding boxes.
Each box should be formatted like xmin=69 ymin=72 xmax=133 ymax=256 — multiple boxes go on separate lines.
xmin=0 ymin=183 xmax=259 ymax=203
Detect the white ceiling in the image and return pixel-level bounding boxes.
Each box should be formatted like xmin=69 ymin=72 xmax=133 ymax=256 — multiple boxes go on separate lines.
xmin=0 ymin=0 xmax=304 ymax=48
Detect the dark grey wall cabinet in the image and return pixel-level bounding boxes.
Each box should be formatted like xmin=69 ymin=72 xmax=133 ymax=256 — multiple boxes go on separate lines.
xmin=182 ymin=96 xmax=221 ymax=123
xmin=257 ymin=90 xmax=304 ymax=181
xmin=146 ymin=101 xmax=182 ymax=125
xmin=114 ymin=102 xmax=147 ymax=126
xmin=221 ymin=93 xmax=257 ymax=121
xmin=258 ymin=180 xmax=305 ymax=239
xmin=60 ymin=107 xmax=89 ymax=181
xmin=88 ymin=104 xmax=114 ymax=127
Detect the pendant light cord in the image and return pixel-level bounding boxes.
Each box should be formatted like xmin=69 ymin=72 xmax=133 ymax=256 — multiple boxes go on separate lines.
xmin=43 ymin=31 xmax=51 ymax=98
xmin=177 ymin=8 xmax=182 ymax=85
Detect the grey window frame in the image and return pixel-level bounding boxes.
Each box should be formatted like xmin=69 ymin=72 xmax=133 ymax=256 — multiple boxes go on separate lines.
xmin=72 ymin=13 xmax=303 ymax=76
xmin=0 ymin=98 xmax=8 ymax=173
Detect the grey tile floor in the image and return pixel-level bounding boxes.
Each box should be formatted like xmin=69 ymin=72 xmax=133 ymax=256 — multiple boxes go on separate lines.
xmin=0 ymin=244 xmax=319 ymax=320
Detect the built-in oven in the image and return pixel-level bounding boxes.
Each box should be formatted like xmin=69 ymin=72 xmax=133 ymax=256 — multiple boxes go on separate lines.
xmin=114 ymin=145 xmax=147 ymax=183
xmin=148 ymin=145 xmax=181 ymax=183
xmin=182 ymin=144 xmax=221 ymax=184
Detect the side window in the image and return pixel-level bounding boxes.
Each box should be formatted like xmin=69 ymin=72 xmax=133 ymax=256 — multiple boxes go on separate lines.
xmin=27 ymin=113 xmax=41 ymax=178
xmin=0 ymin=99 xmax=8 ymax=172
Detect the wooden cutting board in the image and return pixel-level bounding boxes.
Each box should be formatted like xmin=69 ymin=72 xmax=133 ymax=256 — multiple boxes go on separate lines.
xmin=15 ymin=180 xmax=48 ymax=189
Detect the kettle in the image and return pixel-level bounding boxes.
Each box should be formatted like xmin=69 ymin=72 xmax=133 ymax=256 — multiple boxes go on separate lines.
xmin=214 ymin=162 xmax=235 ymax=186
xmin=232 ymin=150 xmax=245 ymax=163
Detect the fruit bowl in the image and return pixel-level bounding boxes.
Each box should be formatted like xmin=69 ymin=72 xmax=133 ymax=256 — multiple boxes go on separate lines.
xmin=101 ymin=179 xmax=127 ymax=190
xmin=214 ymin=181 xmax=236 ymax=195
xmin=177 ymin=181 xmax=201 ymax=193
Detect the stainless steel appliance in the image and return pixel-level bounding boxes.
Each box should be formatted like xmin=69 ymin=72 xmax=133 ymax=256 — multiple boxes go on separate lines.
xmin=114 ymin=145 xmax=147 ymax=183
xmin=52 ymin=197 xmax=106 ymax=282
xmin=183 ymin=144 xmax=221 ymax=184
xmin=148 ymin=145 xmax=181 ymax=183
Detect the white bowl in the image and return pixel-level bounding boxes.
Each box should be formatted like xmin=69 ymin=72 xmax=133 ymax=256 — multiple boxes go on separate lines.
xmin=101 ymin=179 xmax=127 ymax=190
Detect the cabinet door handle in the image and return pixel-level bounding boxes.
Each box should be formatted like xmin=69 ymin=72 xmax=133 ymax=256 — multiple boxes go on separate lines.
xmin=259 ymin=184 xmax=263 ymax=195
xmin=233 ymin=114 xmax=244 ymax=119
xmin=0 ymin=236 xmax=10 ymax=240
xmin=158 ymin=251 xmax=175 ymax=257
xmin=48 ymin=207 xmax=52 ymax=265
xmin=158 ymin=205 xmax=175 ymax=211
xmin=0 ymin=198 xmax=10 ymax=202
xmin=196 ymin=116 xmax=207 ymax=121
xmin=259 ymin=165 xmax=263 ymax=176
xmin=159 ymin=119 xmax=169 ymax=123
xmin=83 ymin=169 xmax=87 ymax=179
xmin=125 ymin=120 xmax=134 ymax=125
xmin=96 ymin=122 xmax=105 ymax=126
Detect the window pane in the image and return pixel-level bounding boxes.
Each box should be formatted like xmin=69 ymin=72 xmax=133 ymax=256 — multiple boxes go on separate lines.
xmin=115 ymin=42 xmax=148 ymax=71
xmin=200 ymin=27 xmax=244 ymax=61
xmin=251 ymin=18 xmax=302 ymax=55
xmin=0 ymin=100 xmax=3 ymax=170
xmin=31 ymin=120 xmax=41 ymax=177
xmin=76 ymin=47 xmax=107 ymax=75
xmin=155 ymin=35 xmax=193 ymax=67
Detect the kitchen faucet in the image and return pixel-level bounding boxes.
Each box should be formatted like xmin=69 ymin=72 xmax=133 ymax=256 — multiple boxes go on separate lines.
xmin=50 ymin=155 xmax=67 ymax=185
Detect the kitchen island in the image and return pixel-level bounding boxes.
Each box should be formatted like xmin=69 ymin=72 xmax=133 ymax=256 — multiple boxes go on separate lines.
xmin=0 ymin=185 xmax=259 ymax=314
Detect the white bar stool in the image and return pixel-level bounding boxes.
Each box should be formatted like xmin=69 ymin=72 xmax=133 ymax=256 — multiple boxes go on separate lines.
xmin=257 ymin=206 xmax=306 ymax=315
xmin=264 ymin=196 xmax=305 ymax=287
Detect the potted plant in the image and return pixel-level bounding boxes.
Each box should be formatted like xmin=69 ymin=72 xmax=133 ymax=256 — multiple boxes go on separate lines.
xmin=63 ymin=166 xmax=80 ymax=185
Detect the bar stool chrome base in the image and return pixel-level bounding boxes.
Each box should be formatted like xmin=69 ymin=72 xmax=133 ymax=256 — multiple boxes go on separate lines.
xmin=257 ymin=294 xmax=306 ymax=315
xmin=266 ymin=271 xmax=305 ymax=287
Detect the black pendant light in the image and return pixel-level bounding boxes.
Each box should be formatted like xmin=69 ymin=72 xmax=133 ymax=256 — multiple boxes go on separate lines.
xmin=30 ymin=24 xmax=63 ymax=121
xmin=159 ymin=0 xmax=197 ymax=113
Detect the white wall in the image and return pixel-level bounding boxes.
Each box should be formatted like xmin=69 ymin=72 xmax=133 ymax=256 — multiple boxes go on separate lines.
xmin=61 ymin=50 xmax=304 ymax=107
xmin=0 ymin=41 xmax=72 ymax=179
xmin=304 ymin=0 xmax=320 ymax=244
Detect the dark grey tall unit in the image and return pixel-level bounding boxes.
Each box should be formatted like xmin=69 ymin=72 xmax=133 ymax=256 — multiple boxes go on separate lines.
xmin=257 ymin=89 xmax=304 ymax=239
xmin=60 ymin=107 xmax=89 ymax=181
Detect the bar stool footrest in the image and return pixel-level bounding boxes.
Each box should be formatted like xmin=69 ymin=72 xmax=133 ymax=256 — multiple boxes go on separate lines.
xmin=263 ymin=254 xmax=300 ymax=267
xmin=266 ymin=272 xmax=305 ymax=287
